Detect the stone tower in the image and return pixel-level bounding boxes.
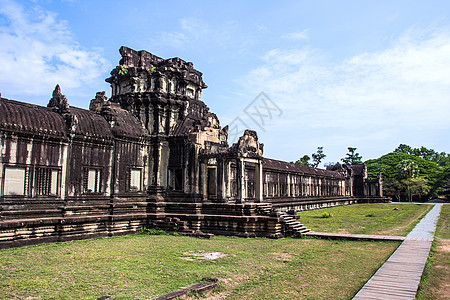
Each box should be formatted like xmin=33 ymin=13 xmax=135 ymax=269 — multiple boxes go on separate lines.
xmin=106 ymin=47 xmax=228 ymax=196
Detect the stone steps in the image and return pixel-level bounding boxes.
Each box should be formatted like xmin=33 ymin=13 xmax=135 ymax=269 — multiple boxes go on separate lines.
xmin=256 ymin=203 xmax=310 ymax=237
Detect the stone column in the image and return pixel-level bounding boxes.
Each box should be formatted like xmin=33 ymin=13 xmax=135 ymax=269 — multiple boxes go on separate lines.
xmin=158 ymin=141 xmax=169 ymax=189
xmin=200 ymin=162 xmax=208 ymax=201
xmin=255 ymin=159 xmax=263 ymax=202
xmin=148 ymin=139 xmax=168 ymax=195
xmin=378 ymin=172 xmax=383 ymax=197
xmin=236 ymin=158 xmax=246 ymax=203
xmin=287 ymin=174 xmax=291 ymax=197
xmin=225 ymin=160 xmax=231 ymax=198
xmin=216 ymin=158 xmax=226 ymax=203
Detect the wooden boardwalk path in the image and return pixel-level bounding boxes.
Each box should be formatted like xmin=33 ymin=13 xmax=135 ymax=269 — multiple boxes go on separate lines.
xmin=305 ymin=231 xmax=406 ymax=242
xmin=352 ymin=238 xmax=432 ymax=299
xmin=352 ymin=203 xmax=442 ymax=300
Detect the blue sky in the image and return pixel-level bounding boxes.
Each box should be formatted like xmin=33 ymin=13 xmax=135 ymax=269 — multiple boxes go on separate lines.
xmin=1 ymin=0 xmax=449 ymax=166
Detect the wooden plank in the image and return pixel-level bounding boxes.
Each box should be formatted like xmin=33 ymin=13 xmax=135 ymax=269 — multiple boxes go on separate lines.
xmin=353 ymin=204 xmax=442 ymax=300
xmin=305 ymin=231 xmax=406 ymax=241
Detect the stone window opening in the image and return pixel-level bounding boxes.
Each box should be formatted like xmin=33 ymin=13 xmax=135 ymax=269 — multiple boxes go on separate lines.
xmin=128 ymin=168 xmax=142 ymax=192
xmin=168 ymin=168 xmax=183 ymax=191
xmin=207 ymin=167 xmax=217 ymax=199
xmin=267 ymin=182 xmax=273 ymax=197
xmin=35 ymin=167 xmax=60 ymax=197
xmin=2 ymin=166 xmax=29 ymax=196
xmin=247 ymin=180 xmax=254 ymax=199
xmin=83 ymin=168 xmax=102 ymax=194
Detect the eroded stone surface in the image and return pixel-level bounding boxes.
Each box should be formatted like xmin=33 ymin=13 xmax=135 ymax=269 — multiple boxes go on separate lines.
xmin=183 ymin=251 xmax=228 ymax=260
xmin=0 ymin=46 xmax=386 ymax=248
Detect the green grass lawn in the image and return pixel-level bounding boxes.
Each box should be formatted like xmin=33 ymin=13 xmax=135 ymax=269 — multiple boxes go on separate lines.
xmin=435 ymin=203 xmax=450 ymax=240
xmin=298 ymin=203 xmax=432 ymax=236
xmin=0 ymin=233 xmax=399 ymax=300
xmin=417 ymin=204 xmax=450 ymax=299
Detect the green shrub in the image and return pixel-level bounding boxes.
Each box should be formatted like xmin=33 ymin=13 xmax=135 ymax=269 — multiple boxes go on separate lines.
xmin=321 ymin=212 xmax=331 ymax=218
xmin=118 ymin=65 xmax=128 ymax=76
xmin=141 ymin=228 xmax=169 ymax=235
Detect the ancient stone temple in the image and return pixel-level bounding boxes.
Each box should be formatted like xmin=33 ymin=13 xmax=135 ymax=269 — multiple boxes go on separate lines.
xmin=0 ymin=47 xmax=384 ymax=248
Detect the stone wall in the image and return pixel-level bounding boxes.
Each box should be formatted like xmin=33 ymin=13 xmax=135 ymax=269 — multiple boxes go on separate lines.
xmin=0 ymin=47 xmax=385 ymax=249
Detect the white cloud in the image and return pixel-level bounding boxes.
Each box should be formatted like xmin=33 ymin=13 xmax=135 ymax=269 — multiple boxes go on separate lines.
xmin=151 ymin=17 xmax=209 ymax=49
xmin=150 ymin=17 xmax=256 ymax=55
xmin=281 ymin=30 xmax=309 ymax=41
xmin=0 ymin=0 xmax=110 ymax=103
xmin=239 ymin=28 xmax=450 ymax=162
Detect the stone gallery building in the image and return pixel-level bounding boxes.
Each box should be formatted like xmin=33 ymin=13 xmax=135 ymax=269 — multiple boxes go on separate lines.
xmin=0 ymin=47 xmax=383 ymax=248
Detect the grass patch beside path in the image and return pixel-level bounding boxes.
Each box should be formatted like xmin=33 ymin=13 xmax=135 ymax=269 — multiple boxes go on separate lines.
xmin=299 ymin=203 xmax=432 ymax=236
xmin=435 ymin=203 xmax=450 ymax=240
xmin=0 ymin=234 xmax=399 ymax=300
xmin=417 ymin=204 xmax=450 ymax=299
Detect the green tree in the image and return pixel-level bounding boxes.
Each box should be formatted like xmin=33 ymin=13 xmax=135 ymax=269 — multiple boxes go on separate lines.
xmin=396 ymin=159 xmax=419 ymax=179
xmin=295 ymin=155 xmax=311 ymax=167
xmin=394 ymin=144 xmax=449 ymax=167
xmin=311 ymin=147 xmax=326 ymax=168
xmin=394 ymin=144 xmax=413 ymax=154
xmin=403 ymin=177 xmax=431 ymax=202
xmin=366 ymin=152 xmax=444 ymax=201
xmin=341 ymin=147 xmax=363 ymax=165
xmin=366 ymin=153 xmax=442 ymax=183
xmin=383 ymin=178 xmax=404 ymax=202
xmin=436 ymin=166 xmax=450 ymax=199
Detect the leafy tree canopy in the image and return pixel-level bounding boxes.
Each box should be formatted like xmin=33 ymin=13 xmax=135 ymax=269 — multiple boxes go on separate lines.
xmin=294 ymin=147 xmax=326 ymax=168
xmin=341 ymin=147 xmax=363 ymax=165
xmin=394 ymin=144 xmax=449 ymax=167
xmin=311 ymin=147 xmax=326 ymax=168
xmin=396 ymin=159 xmax=419 ymax=179
xmin=365 ymin=144 xmax=447 ymax=201
xmin=294 ymin=155 xmax=311 ymax=167
xmin=365 ymin=152 xmax=442 ymax=184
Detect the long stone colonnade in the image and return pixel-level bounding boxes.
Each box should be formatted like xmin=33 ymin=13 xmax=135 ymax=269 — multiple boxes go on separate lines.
xmin=0 ymin=46 xmax=384 ymax=248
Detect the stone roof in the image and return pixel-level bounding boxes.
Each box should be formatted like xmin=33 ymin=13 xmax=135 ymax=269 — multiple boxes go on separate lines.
xmin=0 ymin=97 xmax=67 ymax=138
xmin=107 ymin=102 xmax=149 ymax=139
xmin=263 ymin=158 xmax=345 ymax=178
xmin=70 ymin=107 xmax=113 ymax=139
xmin=0 ymin=96 xmax=148 ymax=141
xmin=172 ymin=100 xmax=209 ymax=136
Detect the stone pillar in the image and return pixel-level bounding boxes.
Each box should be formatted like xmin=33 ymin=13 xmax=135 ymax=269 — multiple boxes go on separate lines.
xmin=149 ymin=139 xmax=168 ymax=194
xmin=158 ymin=141 xmax=169 ymax=189
xmin=216 ymin=158 xmax=226 ymax=203
xmin=287 ymin=174 xmax=291 ymax=197
xmin=236 ymin=158 xmax=246 ymax=203
xmin=192 ymin=148 xmax=200 ymax=194
xmin=300 ymin=176 xmax=304 ymax=196
xmin=200 ymin=162 xmax=207 ymax=201
xmin=348 ymin=176 xmax=353 ymax=197
xmin=255 ymin=159 xmax=263 ymax=203
xmin=225 ymin=160 xmax=231 ymax=198
xmin=378 ymin=172 xmax=383 ymax=197
xmin=319 ymin=178 xmax=322 ymax=196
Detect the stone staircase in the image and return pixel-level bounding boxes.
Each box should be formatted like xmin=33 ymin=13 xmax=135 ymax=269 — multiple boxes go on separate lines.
xmin=279 ymin=211 xmax=310 ymax=237
xmin=257 ymin=203 xmax=310 ymax=237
